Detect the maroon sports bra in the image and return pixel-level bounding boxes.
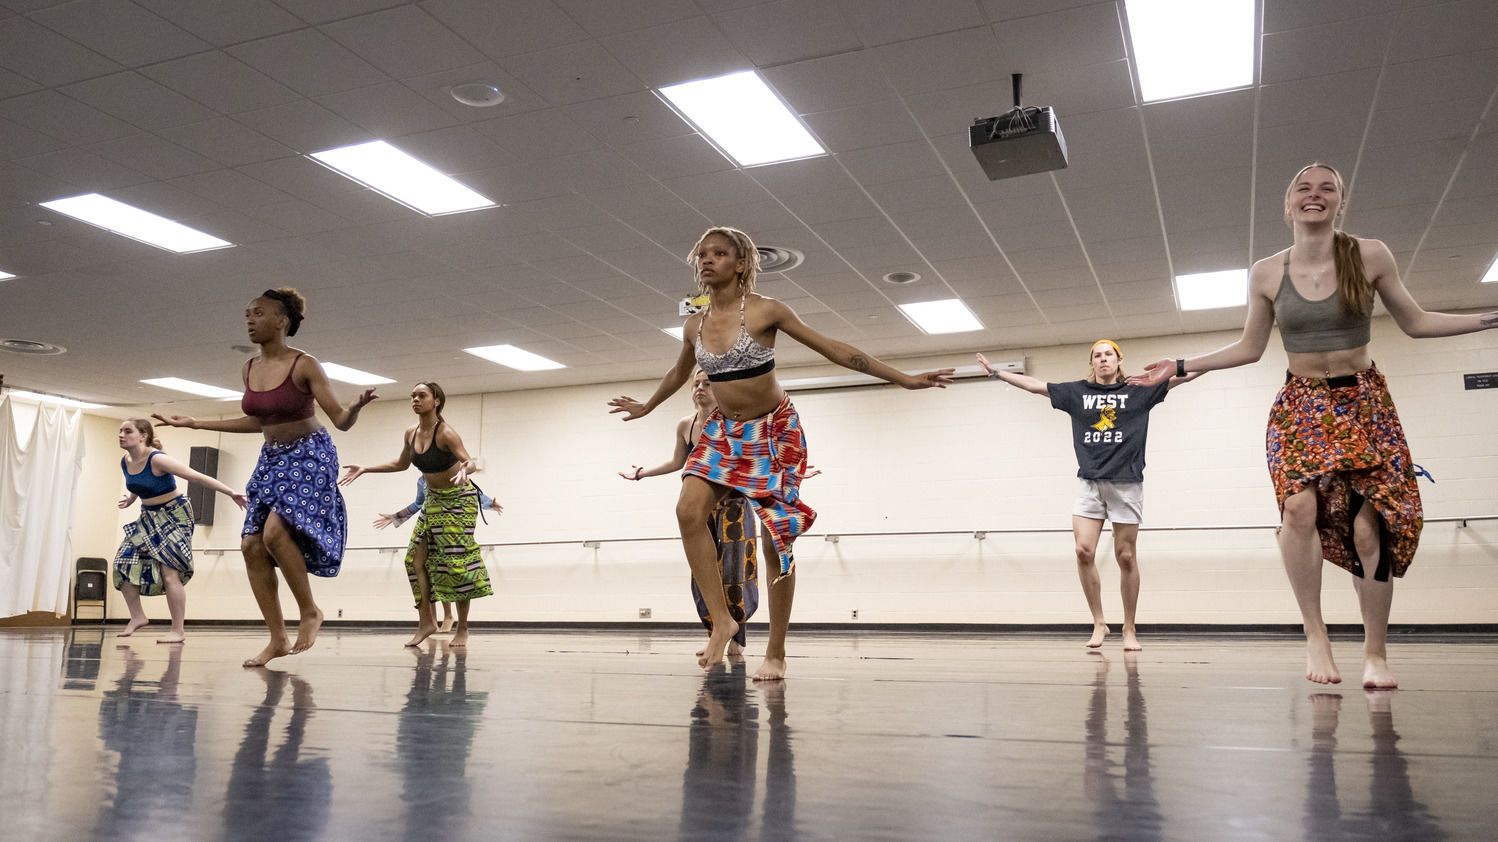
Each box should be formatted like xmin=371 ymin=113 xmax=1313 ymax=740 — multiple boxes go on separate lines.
xmin=241 ymin=353 xmax=315 ymax=425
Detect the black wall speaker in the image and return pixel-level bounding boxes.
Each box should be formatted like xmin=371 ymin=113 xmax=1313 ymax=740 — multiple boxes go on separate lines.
xmin=188 ymin=446 xmax=219 ymax=526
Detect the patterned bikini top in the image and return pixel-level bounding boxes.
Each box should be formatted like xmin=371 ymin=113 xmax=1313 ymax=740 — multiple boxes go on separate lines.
xmin=694 ymin=294 xmax=775 ymax=382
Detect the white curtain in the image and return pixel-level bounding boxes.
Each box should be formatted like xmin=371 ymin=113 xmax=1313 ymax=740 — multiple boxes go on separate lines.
xmin=0 ymin=395 xmax=87 ymax=617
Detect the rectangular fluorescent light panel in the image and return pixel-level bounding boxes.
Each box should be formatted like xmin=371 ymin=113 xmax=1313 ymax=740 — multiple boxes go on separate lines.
xmin=463 ymin=344 xmax=565 ymax=371
xmin=1176 ymin=268 xmax=1248 ymax=310
xmin=4 ymin=389 xmax=106 ymax=409
xmin=662 ymin=326 xmax=686 ymax=341
xmin=897 ymin=299 xmax=984 ymax=335
xmin=659 ymin=71 xmax=826 ymax=167
xmin=0 ymin=269 xmax=15 ymax=280
xmin=321 ymin=362 xmax=396 ymax=385
xmin=40 ymin=194 xmax=232 ymax=253
xmin=140 ymin=377 xmax=241 ymax=399
xmin=1125 ymin=0 xmax=1255 ymax=102
xmin=1482 ymin=253 xmax=1498 ymax=284
xmin=309 ymin=140 xmax=495 ymax=215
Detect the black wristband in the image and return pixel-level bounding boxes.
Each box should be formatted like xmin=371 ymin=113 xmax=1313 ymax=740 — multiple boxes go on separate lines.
xmin=1176 ymin=358 xmax=1186 ymax=378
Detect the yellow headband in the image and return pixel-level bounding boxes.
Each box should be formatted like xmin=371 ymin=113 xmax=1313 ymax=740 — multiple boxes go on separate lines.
xmin=1090 ymin=339 xmax=1121 ymax=359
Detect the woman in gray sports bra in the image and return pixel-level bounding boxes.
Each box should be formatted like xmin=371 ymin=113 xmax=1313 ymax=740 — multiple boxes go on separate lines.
xmin=609 ymin=226 xmax=954 ymax=679
xmin=1136 ymin=162 xmax=1498 ymax=690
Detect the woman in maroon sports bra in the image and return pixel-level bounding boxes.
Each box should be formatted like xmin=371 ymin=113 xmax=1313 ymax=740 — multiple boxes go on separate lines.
xmin=154 ymin=288 xmax=376 ymax=667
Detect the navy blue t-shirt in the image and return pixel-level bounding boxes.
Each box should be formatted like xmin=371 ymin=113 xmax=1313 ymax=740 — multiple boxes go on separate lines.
xmin=1048 ymin=379 xmax=1170 ymax=482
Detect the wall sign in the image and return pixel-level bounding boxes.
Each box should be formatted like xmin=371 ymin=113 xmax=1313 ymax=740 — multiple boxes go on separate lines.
xmin=1464 ymin=372 xmax=1498 ymax=390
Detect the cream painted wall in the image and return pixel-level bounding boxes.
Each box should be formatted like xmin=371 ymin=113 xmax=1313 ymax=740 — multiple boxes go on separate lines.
xmin=70 ymin=320 xmax=1498 ymax=626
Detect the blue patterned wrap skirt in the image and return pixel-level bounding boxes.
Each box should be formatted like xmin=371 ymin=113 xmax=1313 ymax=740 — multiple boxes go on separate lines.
xmin=113 ymin=495 xmax=195 ymax=596
xmin=242 ymin=428 xmax=347 ymax=577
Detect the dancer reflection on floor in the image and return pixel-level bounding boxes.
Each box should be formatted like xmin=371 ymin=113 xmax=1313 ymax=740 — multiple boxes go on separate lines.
xmin=153 ymin=288 xmax=375 ymax=666
xmin=223 ymin=669 xmax=331 ymax=842
xmin=1082 ymin=652 xmax=1161 ymax=840
xmin=678 ymin=662 xmax=796 ymax=837
xmin=93 ymin=645 xmax=197 ymax=840
xmin=398 ymin=644 xmax=488 ymax=839
xmin=1133 ymin=162 xmax=1498 ymax=687
xmin=611 ymin=226 xmax=953 ymax=677
xmin=1303 ymin=692 xmax=1439 ymax=838
xmin=621 ymin=369 xmax=762 ymax=657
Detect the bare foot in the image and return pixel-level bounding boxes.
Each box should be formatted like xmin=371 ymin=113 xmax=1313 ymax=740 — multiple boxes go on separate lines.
xmin=438 ymin=618 xmax=455 ymax=633
xmin=244 ymin=637 xmax=292 ymax=668
xmin=698 ymin=617 xmax=739 ymax=669
xmin=156 ymin=632 xmax=185 ymax=644
xmin=1122 ymin=627 xmax=1141 ymax=651
xmin=119 ymin=617 xmax=149 ymax=637
xmin=1305 ymin=635 xmax=1341 ymax=684
xmin=290 ymin=609 xmax=324 ymax=655
xmin=1085 ymin=623 xmax=1108 ymax=649
xmin=1362 ymin=655 xmax=1397 ymax=690
xmin=450 ymin=628 xmax=468 ymax=648
xmin=752 ymin=654 xmax=786 ymax=681
xmin=405 ymin=623 xmax=438 ymax=647
xmin=728 ymin=641 xmax=744 ymax=656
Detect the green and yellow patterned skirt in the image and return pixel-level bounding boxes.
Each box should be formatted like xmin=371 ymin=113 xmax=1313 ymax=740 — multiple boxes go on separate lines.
xmin=404 ymin=483 xmax=493 ymax=605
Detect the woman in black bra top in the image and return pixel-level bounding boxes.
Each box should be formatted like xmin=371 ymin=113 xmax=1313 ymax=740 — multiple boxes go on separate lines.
xmin=341 ymin=381 xmax=494 ymax=648
xmin=609 ymin=226 xmax=954 ymax=679
xmin=1136 ymin=162 xmax=1498 ymax=690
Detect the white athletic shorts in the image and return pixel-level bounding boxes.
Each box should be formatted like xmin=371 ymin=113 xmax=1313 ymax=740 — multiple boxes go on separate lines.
xmin=1072 ymin=478 xmax=1144 ymax=525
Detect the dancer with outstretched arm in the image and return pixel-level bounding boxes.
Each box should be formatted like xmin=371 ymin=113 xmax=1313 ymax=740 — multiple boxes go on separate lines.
xmin=609 ymin=226 xmax=953 ymax=679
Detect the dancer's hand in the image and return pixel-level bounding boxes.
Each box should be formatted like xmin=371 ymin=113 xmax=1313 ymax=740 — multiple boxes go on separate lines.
xmin=449 ymin=463 xmax=468 ymax=487
xmin=352 ymin=388 xmax=377 ymax=409
xmin=487 ymin=500 xmax=503 ymax=515
xmin=230 ymin=492 xmax=248 ymax=511
xmin=619 ymin=465 xmax=645 ymax=481
xmin=118 ymin=494 xmax=137 ymax=510
xmin=976 ymin=352 xmax=997 ymax=376
xmin=339 ymin=465 xmax=366 ymax=485
xmin=150 ymin=413 xmax=195 ymax=429
xmin=608 ymin=396 xmax=647 ymax=420
xmin=803 ymin=465 xmax=822 ymax=480
xmin=373 ymin=513 xmax=396 ymax=530
xmin=1130 ymin=360 xmax=1174 ymax=387
xmin=904 ymin=368 xmax=955 ymax=389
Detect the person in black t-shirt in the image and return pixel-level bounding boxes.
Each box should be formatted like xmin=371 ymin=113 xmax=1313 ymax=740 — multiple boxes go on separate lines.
xmin=978 ymin=341 xmax=1198 ymax=650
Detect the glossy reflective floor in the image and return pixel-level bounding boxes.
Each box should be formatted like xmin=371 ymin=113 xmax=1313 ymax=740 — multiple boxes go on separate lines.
xmin=3 ymin=628 xmax=1496 ymax=841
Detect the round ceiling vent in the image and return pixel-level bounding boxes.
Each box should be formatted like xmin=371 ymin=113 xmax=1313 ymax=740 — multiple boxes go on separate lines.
xmin=0 ymin=338 xmax=66 ymax=355
xmin=883 ymin=271 xmax=921 ymax=285
xmin=756 ymin=246 xmax=804 ymax=273
xmin=449 ymin=82 xmax=506 ymax=107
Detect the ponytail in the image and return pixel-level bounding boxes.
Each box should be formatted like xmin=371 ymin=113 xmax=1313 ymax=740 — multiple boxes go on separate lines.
xmin=1333 ymin=230 xmax=1373 ymax=318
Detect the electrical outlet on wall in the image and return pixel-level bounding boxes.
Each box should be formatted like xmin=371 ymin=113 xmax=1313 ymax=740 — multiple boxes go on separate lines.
xmin=850 ymin=609 xmax=858 ymax=619
xmin=639 ymin=608 xmax=652 ymax=619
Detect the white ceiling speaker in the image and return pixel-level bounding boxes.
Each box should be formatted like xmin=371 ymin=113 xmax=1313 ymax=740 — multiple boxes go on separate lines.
xmin=756 ymin=246 xmax=803 ymax=273
xmin=0 ymin=338 xmax=66 ymax=355
xmin=449 ymin=83 xmax=505 ymax=108
xmin=883 ymin=271 xmax=921 ymax=285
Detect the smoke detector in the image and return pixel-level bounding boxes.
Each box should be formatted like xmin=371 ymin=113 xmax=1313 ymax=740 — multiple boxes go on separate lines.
xmin=756 ymin=246 xmax=803 ymax=273
xmin=449 ymin=83 xmax=506 ymax=108
xmin=0 ymin=338 xmax=66 ymax=355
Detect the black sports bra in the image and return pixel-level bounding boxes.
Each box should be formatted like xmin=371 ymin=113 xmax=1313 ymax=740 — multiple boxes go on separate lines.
xmin=410 ymin=420 xmax=459 ymax=473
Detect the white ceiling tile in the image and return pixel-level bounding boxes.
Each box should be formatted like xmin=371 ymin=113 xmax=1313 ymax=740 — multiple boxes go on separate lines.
xmin=0 ymin=90 xmax=137 ymax=145
xmin=230 ymin=28 xmax=389 ymax=98
xmin=0 ymin=115 xmax=66 ymax=159
xmin=843 ymin=0 xmax=986 ymax=47
xmin=159 ymin=117 xmax=295 ymax=167
xmin=317 ymin=81 xmax=464 ymax=138
xmin=599 ymin=16 xmax=748 ymax=88
xmin=475 ymin=107 xmax=602 ymax=160
xmin=322 ymin=5 xmax=486 ymax=78
xmin=233 ymin=98 xmax=370 ymax=153
xmin=1385 ymin=0 xmax=1498 ymax=63
xmin=616 ymin=134 xmax=735 ymax=180
xmin=876 ymin=28 xmax=1006 ymax=95
xmin=714 ymin=0 xmax=862 ymax=66
xmin=555 ymin=0 xmax=701 ymax=38
xmin=1261 ymin=14 xmax=1396 ymax=84
xmin=60 ymin=72 xmax=220 ymax=131
xmin=1021 ymin=58 xmax=1135 ymax=117
xmin=20 ymin=147 xmax=149 ymax=192
xmin=990 ymin=2 xmax=1126 ymax=72
xmin=498 ymin=40 xmax=647 ymax=105
xmin=86 ymin=133 xmax=222 ymax=180
xmin=31 ymin=0 xmax=209 ymax=65
xmin=143 ymin=52 xmax=302 ymax=114
xmin=168 ymin=169 xmax=295 ymax=210
xmin=272 ymin=0 xmax=408 ymax=25
xmin=135 ymin=0 xmax=303 ymax=46
xmin=0 ymin=16 xmax=121 ymax=86
xmin=762 ymin=50 xmax=898 ymax=114
xmin=564 ymin=90 xmax=696 ymax=146
xmin=422 ymin=0 xmax=590 ymax=59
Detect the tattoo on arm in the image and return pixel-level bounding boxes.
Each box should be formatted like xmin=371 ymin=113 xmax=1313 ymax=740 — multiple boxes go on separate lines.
xmin=848 ymin=353 xmax=871 ymax=373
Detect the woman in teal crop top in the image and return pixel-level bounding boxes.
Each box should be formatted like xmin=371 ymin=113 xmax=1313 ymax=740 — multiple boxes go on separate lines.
xmin=152 ymin=287 xmax=377 ymax=668
xmin=608 ymin=226 xmax=955 ymax=680
xmin=113 ymin=417 xmax=246 ymax=643
xmin=1136 ymin=163 xmax=1498 ymax=690
xmin=340 ymin=381 xmax=493 ymax=648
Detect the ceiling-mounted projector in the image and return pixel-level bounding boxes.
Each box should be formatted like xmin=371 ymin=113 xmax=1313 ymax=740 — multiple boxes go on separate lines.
xmin=969 ymin=73 xmax=1068 ymax=181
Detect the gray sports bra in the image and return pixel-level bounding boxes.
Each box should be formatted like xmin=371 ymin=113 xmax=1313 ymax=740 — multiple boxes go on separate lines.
xmin=695 ymin=294 xmax=775 ymax=382
xmin=1273 ymin=253 xmax=1371 ymax=353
